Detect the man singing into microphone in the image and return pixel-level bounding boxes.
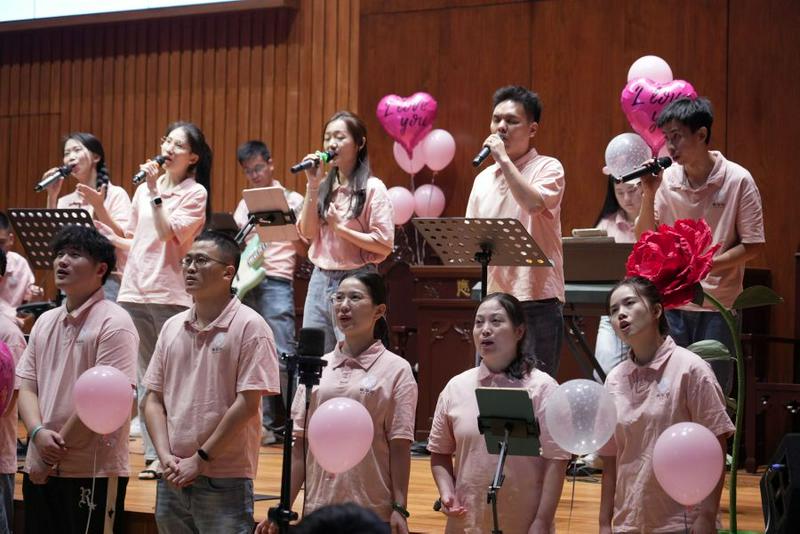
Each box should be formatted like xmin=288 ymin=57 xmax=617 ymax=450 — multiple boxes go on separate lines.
xmin=466 ymin=86 xmax=566 ymax=378
xmin=635 ymin=97 xmax=765 ymax=393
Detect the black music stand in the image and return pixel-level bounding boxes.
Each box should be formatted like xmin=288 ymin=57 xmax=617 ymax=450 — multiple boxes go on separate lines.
xmin=476 ymin=387 xmax=541 ymax=534
xmin=412 ymin=218 xmax=551 ymax=300
xmin=7 ymin=208 xmax=94 ymax=270
xmin=234 ymin=187 xmax=299 ymax=246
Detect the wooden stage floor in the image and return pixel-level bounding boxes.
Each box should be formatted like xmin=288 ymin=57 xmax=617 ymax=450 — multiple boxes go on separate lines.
xmin=14 ymin=436 xmax=767 ymax=533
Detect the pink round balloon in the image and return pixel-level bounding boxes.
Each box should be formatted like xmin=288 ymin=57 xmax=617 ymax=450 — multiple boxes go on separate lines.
xmin=620 ymin=78 xmax=697 ymax=154
xmin=392 ymin=142 xmax=425 ymax=175
xmin=74 ymin=365 xmax=133 ymax=435
xmin=308 ymin=397 xmax=374 ymax=474
xmin=386 ymin=186 xmax=415 ymax=226
xmin=627 ymin=55 xmax=673 ymax=83
xmin=652 ymin=422 xmax=723 ymax=506
xmin=422 ymin=129 xmax=456 ymax=172
xmin=376 ymin=92 xmax=437 ymax=157
xmin=414 ymin=184 xmax=446 ymax=218
xmin=0 ymin=341 xmax=14 ymax=415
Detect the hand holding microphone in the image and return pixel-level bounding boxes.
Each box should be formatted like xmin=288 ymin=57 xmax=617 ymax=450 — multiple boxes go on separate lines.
xmin=133 ymin=155 xmax=167 ymax=185
xmin=34 ymin=164 xmax=74 ymax=193
xmin=290 ymin=150 xmax=335 ymax=175
xmin=472 ymin=133 xmax=507 ymax=167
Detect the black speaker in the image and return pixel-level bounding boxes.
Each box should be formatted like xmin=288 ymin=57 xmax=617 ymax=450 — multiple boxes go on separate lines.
xmin=761 ymin=433 xmax=800 ymax=533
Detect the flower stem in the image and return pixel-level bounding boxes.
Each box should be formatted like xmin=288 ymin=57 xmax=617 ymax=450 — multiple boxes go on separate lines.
xmin=702 ymin=290 xmax=741 ymax=534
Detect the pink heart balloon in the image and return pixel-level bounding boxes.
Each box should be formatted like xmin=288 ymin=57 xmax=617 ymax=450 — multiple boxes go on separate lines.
xmin=376 ymin=92 xmax=437 ymax=158
xmin=620 ymin=78 xmax=697 ymax=154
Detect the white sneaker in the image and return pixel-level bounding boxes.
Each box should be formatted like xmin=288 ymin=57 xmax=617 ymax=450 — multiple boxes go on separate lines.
xmin=261 ymin=426 xmax=277 ymax=446
xmin=130 ymin=417 xmax=141 ymax=437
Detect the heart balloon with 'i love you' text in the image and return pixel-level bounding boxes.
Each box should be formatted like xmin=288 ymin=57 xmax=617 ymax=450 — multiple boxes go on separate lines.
xmin=376 ymin=92 xmax=437 ymax=158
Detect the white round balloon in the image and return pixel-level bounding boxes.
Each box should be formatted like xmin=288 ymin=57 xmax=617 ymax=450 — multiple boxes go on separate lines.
xmin=544 ymin=379 xmax=618 ymax=456
xmin=604 ymin=133 xmax=651 ymax=180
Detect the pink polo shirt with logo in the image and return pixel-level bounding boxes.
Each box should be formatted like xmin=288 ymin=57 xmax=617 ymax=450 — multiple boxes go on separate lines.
xmin=16 ymin=288 xmax=138 ymax=477
xmin=302 ymin=177 xmax=394 ymax=271
xmin=233 ymin=180 xmax=304 ymax=281
xmin=0 ymin=251 xmax=35 ymax=311
xmin=58 ymin=184 xmax=133 ymax=277
xmin=596 ymin=211 xmax=636 ymax=243
xmin=118 ymin=179 xmax=207 ymax=307
xmin=654 ymin=151 xmax=765 ymax=309
xmin=466 ymin=148 xmax=566 ymax=302
xmin=292 ymin=340 xmax=417 ymax=521
xmin=428 ymin=363 xmax=569 ymax=533
xmin=142 ymin=296 xmax=279 ymax=479
xmin=0 ymin=314 xmax=26 ymax=474
xmin=599 ymin=336 xmax=734 ymax=533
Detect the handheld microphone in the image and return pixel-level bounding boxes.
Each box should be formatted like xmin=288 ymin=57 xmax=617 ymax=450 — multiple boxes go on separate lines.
xmin=34 ymin=164 xmax=74 ymax=192
xmin=616 ymin=157 xmax=672 ymax=183
xmin=472 ymin=146 xmax=491 ymax=167
xmin=289 ymin=150 xmax=335 ymax=174
xmin=294 ymin=327 xmax=327 ymax=405
xmin=133 ymin=155 xmax=167 ymax=185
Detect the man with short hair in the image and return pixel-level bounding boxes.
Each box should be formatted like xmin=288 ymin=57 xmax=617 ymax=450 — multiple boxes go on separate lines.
xmin=17 ymin=225 xmax=138 ymax=533
xmin=143 ymin=230 xmax=280 ymax=533
xmin=466 ymin=86 xmax=566 ymax=377
xmin=234 ymin=140 xmax=305 ymax=443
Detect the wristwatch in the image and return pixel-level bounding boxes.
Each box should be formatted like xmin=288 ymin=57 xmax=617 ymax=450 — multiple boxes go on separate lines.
xmin=150 ymin=196 xmax=163 ymax=208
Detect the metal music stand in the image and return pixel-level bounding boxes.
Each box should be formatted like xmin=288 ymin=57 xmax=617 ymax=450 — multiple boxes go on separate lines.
xmin=6 ymin=208 xmax=94 ymax=269
xmin=234 ymin=187 xmax=299 ymax=246
xmin=476 ymin=387 xmax=541 ymax=534
xmin=412 ymin=218 xmax=551 ymax=300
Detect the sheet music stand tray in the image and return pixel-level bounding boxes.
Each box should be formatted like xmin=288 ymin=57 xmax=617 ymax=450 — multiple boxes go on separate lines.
xmin=234 ymin=187 xmax=299 ymax=245
xmin=7 ymin=208 xmax=94 ymax=269
xmin=476 ymin=387 xmax=541 ymax=534
xmin=412 ymin=218 xmax=551 ymax=300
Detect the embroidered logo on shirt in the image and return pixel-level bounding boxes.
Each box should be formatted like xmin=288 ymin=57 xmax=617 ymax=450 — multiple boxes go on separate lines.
xmin=655 ymin=378 xmax=671 ymax=400
xmin=211 ymin=332 xmax=226 ymax=353
xmin=358 ymin=375 xmax=377 ymax=394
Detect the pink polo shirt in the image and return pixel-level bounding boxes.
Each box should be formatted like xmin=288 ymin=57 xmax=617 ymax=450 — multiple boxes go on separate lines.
xmin=654 ymin=151 xmax=765 ymax=309
xmin=58 ymin=184 xmax=133 ymax=276
xmin=428 ymin=363 xmax=569 ymax=533
xmin=596 ymin=211 xmax=636 ymax=243
xmin=599 ymin=336 xmax=734 ymax=533
xmin=0 ymin=314 xmax=25 ymax=474
xmin=0 ymin=251 xmax=35 ymax=310
xmin=292 ymin=341 xmax=417 ymax=521
xmin=118 ymin=178 xmax=207 ymax=307
xmin=16 ymin=288 xmax=138 ymax=477
xmin=142 ymin=296 xmax=280 ymax=479
xmin=302 ymin=177 xmax=394 ymax=271
xmin=233 ymin=181 xmax=304 ymax=281
xmin=466 ymin=148 xmax=566 ymax=302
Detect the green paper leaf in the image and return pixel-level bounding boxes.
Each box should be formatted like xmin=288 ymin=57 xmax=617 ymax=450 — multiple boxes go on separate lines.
xmin=732 ymin=285 xmax=783 ymax=310
xmin=687 ymin=339 xmax=732 ymax=361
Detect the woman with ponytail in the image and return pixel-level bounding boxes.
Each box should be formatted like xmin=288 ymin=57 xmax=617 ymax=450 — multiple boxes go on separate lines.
xmin=115 ymin=121 xmax=211 ymax=478
xmin=42 ymin=132 xmax=132 ymax=300
xmin=257 ymin=272 xmax=417 ymax=534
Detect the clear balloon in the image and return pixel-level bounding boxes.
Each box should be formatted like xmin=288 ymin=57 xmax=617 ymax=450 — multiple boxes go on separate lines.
xmin=627 ymin=55 xmax=673 ymax=83
xmin=74 ymin=365 xmax=133 ymax=435
xmin=652 ymin=422 xmax=724 ymax=506
xmin=413 ymin=184 xmax=446 ymax=218
xmin=422 ymin=129 xmax=456 ymax=172
xmin=308 ymin=397 xmax=374 ymax=474
xmin=604 ymin=133 xmax=651 ymax=179
xmin=544 ymin=379 xmax=617 ymax=455
xmin=392 ymin=142 xmax=426 ymax=175
xmin=0 ymin=341 xmax=14 ymax=415
xmin=377 ymin=92 xmax=437 ymax=157
xmin=386 ymin=186 xmax=415 ymax=226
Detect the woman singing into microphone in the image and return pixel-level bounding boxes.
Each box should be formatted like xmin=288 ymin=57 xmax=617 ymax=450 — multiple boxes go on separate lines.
xmin=297 ymin=111 xmax=395 ymax=352
xmin=42 ymin=132 xmax=132 ymax=300
xmin=115 ymin=121 xmax=211 ymax=478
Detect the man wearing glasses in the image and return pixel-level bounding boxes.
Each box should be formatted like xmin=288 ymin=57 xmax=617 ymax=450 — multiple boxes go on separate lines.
xmin=143 ymin=230 xmax=279 ymax=533
xmin=233 ymin=140 xmax=305 ymax=445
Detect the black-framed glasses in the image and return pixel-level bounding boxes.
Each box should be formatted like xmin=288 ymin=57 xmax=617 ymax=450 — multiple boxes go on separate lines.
xmin=243 ymin=164 xmax=267 ymax=177
xmin=180 ymin=254 xmax=230 ymax=269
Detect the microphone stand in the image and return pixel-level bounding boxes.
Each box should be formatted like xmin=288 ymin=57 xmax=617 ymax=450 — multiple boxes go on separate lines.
xmin=268 ymin=352 xmax=327 ymax=533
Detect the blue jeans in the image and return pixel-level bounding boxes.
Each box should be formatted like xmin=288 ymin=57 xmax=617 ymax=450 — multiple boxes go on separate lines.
xmin=520 ymin=299 xmax=564 ymax=378
xmin=0 ymin=473 xmax=12 ymax=534
xmin=666 ymin=309 xmax=737 ymax=395
xmin=103 ymin=274 xmax=121 ymax=302
xmin=155 ymin=477 xmax=254 ymax=534
xmin=302 ymin=265 xmax=376 ymax=353
xmin=243 ymin=276 xmax=295 ymax=428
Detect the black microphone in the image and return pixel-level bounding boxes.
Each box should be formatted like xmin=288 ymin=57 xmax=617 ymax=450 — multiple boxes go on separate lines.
xmin=289 ymin=150 xmax=335 ymax=174
xmin=616 ymin=157 xmax=672 ymax=183
xmin=132 ymin=155 xmax=167 ymax=185
xmin=34 ymin=164 xmax=74 ymax=192
xmin=472 ymin=146 xmax=491 ymax=167
xmin=295 ymin=328 xmax=327 ymax=405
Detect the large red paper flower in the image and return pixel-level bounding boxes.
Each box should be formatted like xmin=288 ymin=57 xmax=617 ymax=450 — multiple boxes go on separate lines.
xmin=626 ymin=218 xmax=720 ymax=309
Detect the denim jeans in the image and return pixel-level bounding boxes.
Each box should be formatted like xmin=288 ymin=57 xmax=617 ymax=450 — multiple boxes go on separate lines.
xmin=243 ymin=276 xmax=295 ymax=428
xmin=520 ymin=298 xmax=564 ymax=378
xmin=595 ymin=315 xmax=629 ymax=377
xmin=0 ymin=473 xmax=12 ymax=534
xmin=666 ymin=309 xmax=737 ymax=395
xmin=155 ymin=477 xmax=254 ymax=534
xmin=302 ymin=265 xmax=376 ymax=353
xmin=103 ymin=274 xmax=121 ymax=302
